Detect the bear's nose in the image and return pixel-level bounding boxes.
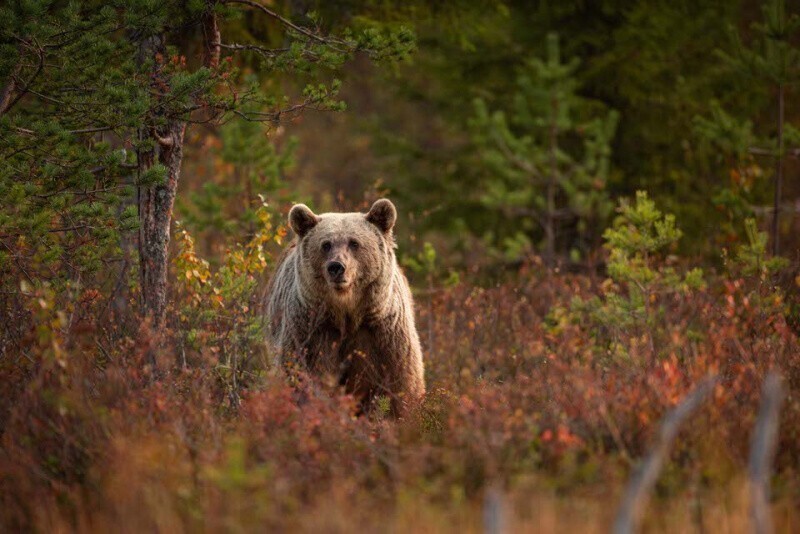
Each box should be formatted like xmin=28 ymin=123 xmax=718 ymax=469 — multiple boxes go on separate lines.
xmin=327 ymin=261 xmax=345 ymax=278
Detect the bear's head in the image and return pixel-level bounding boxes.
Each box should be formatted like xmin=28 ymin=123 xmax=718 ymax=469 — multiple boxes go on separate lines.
xmin=288 ymin=199 xmax=397 ymax=306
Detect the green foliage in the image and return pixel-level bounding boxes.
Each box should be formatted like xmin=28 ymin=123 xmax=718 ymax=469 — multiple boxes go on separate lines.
xmin=569 ymin=192 xmax=705 ymax=357
xmin=367 ymin=1 xmax=755 ymax=261
xmin=402 ymin=241 xmax=460 ymax=289
xmin=603 ymin=191 xmax=683 ymax=288
xmin=695 ymin=0 xmax=800 ymax=252
xmin=174 ymin=200 xmax=283 ymax=404
xmin=470 ymin=32 xmax=618 ymax=263
xmin=693 ymin=101 xmax=755 ymax=165
xmin=728 ymin=218 xmax=789 ymax=278
xmin=179 ymin=119 xmax=297 ymax=246
xmin=720 ymin=0 xmax=800 ymax=85
xmin=0 ymin=0 xmax=149 ymax=291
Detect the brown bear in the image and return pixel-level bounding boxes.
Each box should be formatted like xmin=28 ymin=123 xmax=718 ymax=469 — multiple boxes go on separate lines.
xmin=265 ymin=199 xmax=425 ymax=415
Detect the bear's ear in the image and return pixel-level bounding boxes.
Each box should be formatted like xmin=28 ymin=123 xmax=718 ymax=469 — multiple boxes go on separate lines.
xmin=365 ymin=198 xmax=397 ymax=235
xmin=289 ymin=204 xmax=320 ymax=238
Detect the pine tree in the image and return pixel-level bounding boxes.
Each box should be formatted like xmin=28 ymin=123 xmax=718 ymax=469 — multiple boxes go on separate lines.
xmin=470 ymin=32 xmax=618 ymax=266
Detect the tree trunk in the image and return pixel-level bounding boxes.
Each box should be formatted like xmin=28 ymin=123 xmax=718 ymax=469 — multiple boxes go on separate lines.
xmin=771 ymin=83 xmax=784 ymax=257
xmin=138 ymin=121 xmax=186 ymax=325
xmin=133 ymin=8 xmax=219 ymax=326
xmin=135 ymin=33 xmax=187 ymax=325
xmin=544 ymin=95 xmax=558 ymax=267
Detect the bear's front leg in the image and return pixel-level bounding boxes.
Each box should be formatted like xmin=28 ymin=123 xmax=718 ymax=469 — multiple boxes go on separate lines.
xmin=364 ymin=320 xmax=425 ymax=417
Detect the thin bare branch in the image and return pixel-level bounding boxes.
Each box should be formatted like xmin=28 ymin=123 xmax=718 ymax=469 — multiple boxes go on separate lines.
xmin=612 ymin=376 xmax=717 ymax=534
xmin=749 ymin=145 xmax=800 ymax=158
xmin=224 ymin=0 xmax=349 ymax=52
xmin=483 ymin=487 xmax=507 ymax=534
xmin=216 ymin=42 xmax=290 ymax=57
xmin=14 ymin=125 xmax=114 ymax=136
xmin=0 ymin=52 xmax=23 ymax=115
xmin=231 ymin=97 xmax=326 ymax=124
xmin=0 ymin=224 xmax=91 ymax=239
xmin=1 ymin=38 xmax=45 ymax=117
xmin=69 ymin=126 xmax=115 ymax=135
xmin=748 ymin=372 xmax=784 ymax=534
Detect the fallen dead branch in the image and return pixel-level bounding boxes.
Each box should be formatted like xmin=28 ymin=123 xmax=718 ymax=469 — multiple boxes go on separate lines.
xmin=612 ymin=376 xmax=717 ymax=534
xmin=748 ymin=372 xmax=784 ymax=534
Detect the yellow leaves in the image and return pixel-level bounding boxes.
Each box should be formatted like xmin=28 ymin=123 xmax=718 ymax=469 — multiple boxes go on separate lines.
xmin=275 ymin=226 xmax=287 ymax=245
xmin=185 ymin=268 xmax=209 ymax=283
xmin=19 ymin=280 xmax=68 ymax=368
xmin=174 ymin=206 xmax=282 ymax=322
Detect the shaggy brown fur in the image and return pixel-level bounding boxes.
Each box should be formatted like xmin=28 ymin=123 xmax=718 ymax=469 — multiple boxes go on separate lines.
xmin=265 ymin=199 xmax=425 ymax=415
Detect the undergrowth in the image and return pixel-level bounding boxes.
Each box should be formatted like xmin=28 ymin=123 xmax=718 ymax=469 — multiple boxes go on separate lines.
xmin=1 ymin=194 xmax=799 ymax=532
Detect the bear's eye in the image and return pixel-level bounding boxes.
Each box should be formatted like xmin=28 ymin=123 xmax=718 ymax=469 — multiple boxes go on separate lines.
xmin=321 ymin=241 xmax=332 ymax=253
xmin=348 ymin=240 xmax=359 ymax=250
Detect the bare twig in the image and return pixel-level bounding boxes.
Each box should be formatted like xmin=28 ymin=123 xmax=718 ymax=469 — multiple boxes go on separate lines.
xmin=0 ymin=240 xmax=35 ymax=284
xmin=598 ymin=401 xmax=633 ymax=464
xmin=0 ymin=224 xmax=90 ymax=239
xmin=0 ymin=51 xmax=23 ymax=115
xmin=612 ymin=376 xmax=717 ymax=534
xmin=483 ymin=486 xmax=507 ymax=534
xmin=748 ymin=372 xmax=784 ymax=534
xmin=68 ymin=126 xmax=115 ymax=134
xmin=215 ymin=41 xmax=324 ymax=64
xmin=14 ymin=125 xmax=115 ymax=135
xmin=224 ymin=0 xmax=337 ymax=47
xmin=216 ymin=42 xmax=290 ymax=57
xmin=231 ymin=98 xmax=324 ymax=124
xmin=749 ymin=145 xmax=800 ymax=158
xmin=2 ymin=37 xmax=46 ymax=117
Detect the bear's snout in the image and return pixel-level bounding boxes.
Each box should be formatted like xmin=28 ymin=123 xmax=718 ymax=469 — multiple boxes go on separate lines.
xmin=326 ymin=260 xmax=346 ymax=279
